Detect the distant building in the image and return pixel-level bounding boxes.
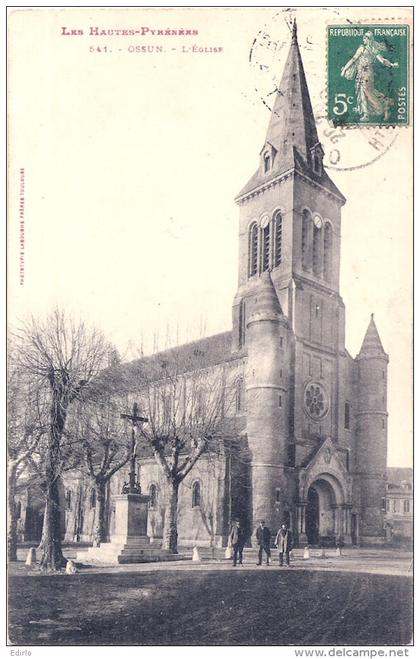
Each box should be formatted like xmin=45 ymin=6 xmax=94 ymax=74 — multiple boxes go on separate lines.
xmin=384 ymin=467 xmax=413 ymax=542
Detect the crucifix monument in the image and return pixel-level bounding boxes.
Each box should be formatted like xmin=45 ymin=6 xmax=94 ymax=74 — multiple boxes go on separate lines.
xmin=120 ymin=402 xmax=148 ymax=494
xmin=77 ymin=402 xmax=168 ymax=563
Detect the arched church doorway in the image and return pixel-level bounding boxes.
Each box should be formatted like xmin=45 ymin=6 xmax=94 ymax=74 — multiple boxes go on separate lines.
xmin=305 ymin=478 xmax=338 ymax=545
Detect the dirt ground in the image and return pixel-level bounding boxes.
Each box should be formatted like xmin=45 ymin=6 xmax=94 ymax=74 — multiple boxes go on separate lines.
xmin=8 ymin=565 xmax=413 ymax=645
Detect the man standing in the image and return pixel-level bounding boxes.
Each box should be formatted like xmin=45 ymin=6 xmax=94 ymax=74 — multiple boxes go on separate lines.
xmin=229 ymin=520 xmax=247 ymax=566
xmin=275 ymin=523 xmax=293 ymax=566
xmin=256 ymin=520 xmax=271 ymax=565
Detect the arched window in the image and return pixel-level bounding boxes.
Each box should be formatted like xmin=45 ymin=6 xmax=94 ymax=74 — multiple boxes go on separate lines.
xmin=313 ymin=224 xmax=323 ymax=276
xmin=261 ymin=223 xmax=270 ymax=272
xmin=323 ymin=222 xmax=332 ymax=281
xmin=192 ymin=481 xmax=201 ymax=508
xmin=90 ymin=489 xmax=96 ymax=509
xmin=236 ymin=377 xmax=245 ymax=413
xmin=248 ymin=223 xmax=258 ymax=277
xmin=301 ymin=209 xmax=312 ymax=271
xmin=273 ymin=211 xmax=283 ymax=267
xmin=263 ymin=153 xmax=270 ymax=173
xmin=344 ymin=402 xmax=351 ymax=430
xmin=15 ymin=501 xmax=21 ymax=519
xmin=149 ymin=484 xmax=158 ymax=509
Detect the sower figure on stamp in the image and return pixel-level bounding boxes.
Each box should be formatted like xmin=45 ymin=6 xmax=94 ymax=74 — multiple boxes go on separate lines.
xmin=275 ymin=523 xmax=293 ymax=567
xmin=340 ymin=31 xmax=399 ymax=122
xmin=256 ymin=520 xmax=271 ymax=565
xmin=228 ymin=520 xmax=247 ymax=567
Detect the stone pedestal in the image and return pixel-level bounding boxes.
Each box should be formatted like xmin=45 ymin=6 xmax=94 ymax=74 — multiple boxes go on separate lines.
xmin=76 ymin=493 xmax=182 ymax=564
xmin=113 ymin=493 xmax=149 ymax=543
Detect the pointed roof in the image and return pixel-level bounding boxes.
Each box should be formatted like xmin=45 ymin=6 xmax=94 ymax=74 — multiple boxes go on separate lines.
xmin=236 ymin=22 xmax=345 ymax=204
xmin=247 ymin=270 xmax=286 ymax=324
xmin=357 ymin=314 xmax=387 ymax=358
xmin=264 ymin=19 xmax=319 ymax=169
xmin=301 ymin=437 xmax=348 ymax=477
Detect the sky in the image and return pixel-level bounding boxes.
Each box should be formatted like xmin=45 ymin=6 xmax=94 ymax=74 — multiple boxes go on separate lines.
xmin=8 ymin=7 xmax=413 ymax=467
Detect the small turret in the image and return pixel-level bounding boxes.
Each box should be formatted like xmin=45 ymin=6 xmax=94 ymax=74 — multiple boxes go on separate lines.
xmin=247 ymin=270 xmax=284 ymax=323
xmin=355 ymin=314 xmax=388 ymax=542
xmin=357 ymin=314 xmax=387 ymax=357
xmin=246 ymin=271 xmax=290 ymax=535
xmin=246 ymin=271 xmax=288 ymax=396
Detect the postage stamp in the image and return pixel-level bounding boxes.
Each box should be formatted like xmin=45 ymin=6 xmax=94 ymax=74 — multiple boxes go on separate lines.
xmin=327 ymin=25 xmax=409 ymax=126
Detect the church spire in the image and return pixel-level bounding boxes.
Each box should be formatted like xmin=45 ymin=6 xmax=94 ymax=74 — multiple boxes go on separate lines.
xmin=291 ymin=18 xmax=297 ymax=44
xmin=357 ymin=314 xmax=387 ymax=357
xmin=264 ymin=19 xmax=320 ymax=170
xmin=236 ymin=22 xmax=345 ymax=202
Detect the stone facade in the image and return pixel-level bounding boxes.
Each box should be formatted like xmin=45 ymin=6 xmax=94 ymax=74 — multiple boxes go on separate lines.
xmin=16 ymin=25 xmax=391 ymax=549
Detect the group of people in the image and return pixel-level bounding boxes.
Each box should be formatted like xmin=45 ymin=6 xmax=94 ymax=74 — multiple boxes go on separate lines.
xmin=228 ymin=519 xmax=293 ymax=567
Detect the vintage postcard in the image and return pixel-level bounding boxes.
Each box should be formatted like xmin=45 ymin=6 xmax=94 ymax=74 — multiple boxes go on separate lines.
xmin=7 ymin=6 xmax=413 ymax=650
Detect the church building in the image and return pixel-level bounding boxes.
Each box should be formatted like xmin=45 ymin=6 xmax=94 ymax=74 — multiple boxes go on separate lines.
xmin=18 ymin=24 xmax=389 ymax=549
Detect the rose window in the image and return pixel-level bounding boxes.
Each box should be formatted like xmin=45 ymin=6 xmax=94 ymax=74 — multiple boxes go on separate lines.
xmin=304 ymin=382 xmax=329 ymax=420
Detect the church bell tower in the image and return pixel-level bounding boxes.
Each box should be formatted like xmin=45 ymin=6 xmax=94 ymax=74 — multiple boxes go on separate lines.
xmin=232 ymin=21 xmax=352 ymax=537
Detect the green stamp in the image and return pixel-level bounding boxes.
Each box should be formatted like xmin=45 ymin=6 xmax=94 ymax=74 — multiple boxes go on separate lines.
xmin=327 ymin=25 xmax=409 ymax=126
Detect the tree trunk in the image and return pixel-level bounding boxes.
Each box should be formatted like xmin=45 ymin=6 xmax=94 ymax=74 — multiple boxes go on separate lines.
xmin=73 ymin=484 xmax=84 ymax=542
xmin=39 ymin=478 xmax=65 ymax=569
xmin=162 ymin=479 xmax=179 ymax=553
xmin=7 ymin=464 xmax=18 ymax=562
xmin=92 ymin=480 xmax=108 ymax=547
xmin=40 ymin=403 xmax=66 ymax=569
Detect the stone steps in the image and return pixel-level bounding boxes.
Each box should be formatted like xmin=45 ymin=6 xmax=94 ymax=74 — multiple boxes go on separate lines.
xmin=76 ymin=543 xmax=345 ymax=565
xmin=76 ymin=541 xmax=189 ymax=565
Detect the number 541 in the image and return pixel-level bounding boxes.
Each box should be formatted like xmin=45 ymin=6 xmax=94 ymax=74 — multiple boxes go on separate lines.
xmin=332 ymin=93 xmax=354 ymax=116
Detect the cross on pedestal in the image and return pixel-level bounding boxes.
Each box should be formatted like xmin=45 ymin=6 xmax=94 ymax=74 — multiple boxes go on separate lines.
xmin=120 ymin=402 xmax=148 ymax=494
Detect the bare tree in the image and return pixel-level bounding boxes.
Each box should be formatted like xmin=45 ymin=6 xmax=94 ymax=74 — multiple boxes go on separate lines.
xmin=11 ymin=309 xmax=110 ymax=569
xmin=70 ymin=394 xmax=132 ymax=546
xmin=7 ymin=352 xmax=48 ymax=561
xmin=127 ymin=351 xmax=228 ymax=554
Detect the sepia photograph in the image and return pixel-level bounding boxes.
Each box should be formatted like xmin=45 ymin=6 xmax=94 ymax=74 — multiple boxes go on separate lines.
xmin=6 ymin=5 xmax=413 ymax=648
